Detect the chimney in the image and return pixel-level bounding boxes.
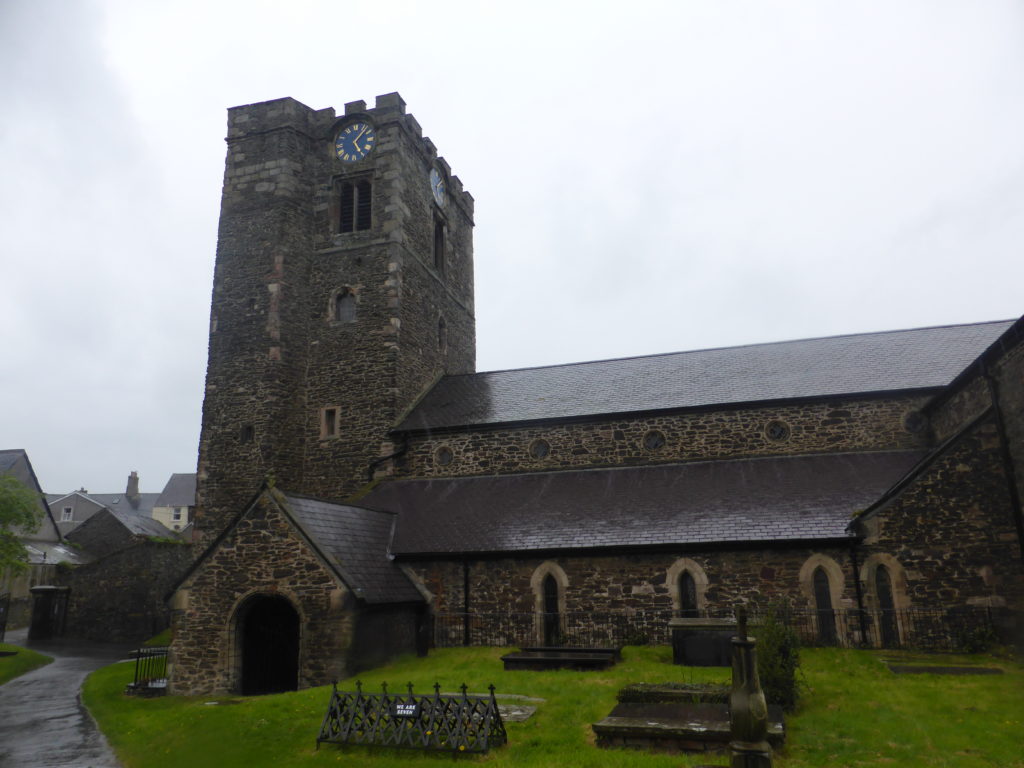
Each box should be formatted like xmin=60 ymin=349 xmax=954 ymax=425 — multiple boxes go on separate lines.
xmin=126 ymin=471 xmax=140 ymax=508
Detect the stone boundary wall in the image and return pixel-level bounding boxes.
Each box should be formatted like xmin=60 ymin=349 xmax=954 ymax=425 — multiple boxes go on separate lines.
xmin=398 ymin=394 xmax=931 ymax=479
xmin=58 ymin=541 xmax=193 ymax=643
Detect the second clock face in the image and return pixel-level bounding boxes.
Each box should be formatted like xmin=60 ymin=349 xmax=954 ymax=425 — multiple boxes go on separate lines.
xmin=336 ymin=122 xmax=375 ymax=162
xmin=430 ymin=167 xmax=446 ymax=206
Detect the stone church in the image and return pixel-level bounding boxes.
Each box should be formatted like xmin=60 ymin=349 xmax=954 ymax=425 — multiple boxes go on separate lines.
xmin=168 ymin=93 xmax=1024 ymax=696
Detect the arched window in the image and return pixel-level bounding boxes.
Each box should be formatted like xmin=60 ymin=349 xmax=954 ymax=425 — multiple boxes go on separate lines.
xmin=859 ymin=554 xmax=909 ymax=649
xmin=678 ymin=571 xmax=698 ymax=618
xmin=530 ymin=562 xmax=568 ymax=647
xmin=542 ymin=574 xmax=560 ymax=646
xmin=876 ymin=565 xmax=899 ymax=648
xmin=333 ymin=289 xmax=356 ymax=323
xmin=813 ymin=567 xmax=837 ymax=644
xmin=666 ymin=558 xmax=709 ymax=616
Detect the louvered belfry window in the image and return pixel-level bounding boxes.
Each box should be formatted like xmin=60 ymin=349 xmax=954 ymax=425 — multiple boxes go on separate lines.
xmin=339 ymin=179 xmax=372 ymax=233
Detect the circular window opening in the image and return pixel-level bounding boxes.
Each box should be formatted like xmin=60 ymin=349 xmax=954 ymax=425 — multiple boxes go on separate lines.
xmin=903 ymin=410 xmax=928 ymax=434
xmin=643 ymin=430 xmax=666 ymax=451
xmin=529 ymin=439 xmax=551 ymax=460
xmin=434 ymin=446 xmax=454 ymax=466
xmin=764 ymin=420 xmax=791 ymax=441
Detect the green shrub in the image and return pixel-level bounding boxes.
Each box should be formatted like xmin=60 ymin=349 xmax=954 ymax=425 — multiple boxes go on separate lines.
xmin=755 ymin=605 xmax=801 ymax=711
xmin=955 ymin=622 xmax=998 ymax=654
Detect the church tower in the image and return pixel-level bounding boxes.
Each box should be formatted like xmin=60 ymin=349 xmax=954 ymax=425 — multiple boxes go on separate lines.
xmin=195 ymin=94 xmax=475 ymax=543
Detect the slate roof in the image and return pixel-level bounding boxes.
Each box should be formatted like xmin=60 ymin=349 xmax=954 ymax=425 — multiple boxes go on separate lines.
xmin=80 ymin=492 xmax=160 ymax=517
xmin=281 ymin=492 xmax=423 ymax=604
xmin=396 ymin=321 xmax=1013 ymax=431
xmin=0 ymin=450 xmax=22 ymax=474
xmin=106 ymin=507 xmax=178 ymax=538
xmin=155 ymin=473 xmax=197 ymax=507
xmin=364 ymin=451 xmax=926 ymax=556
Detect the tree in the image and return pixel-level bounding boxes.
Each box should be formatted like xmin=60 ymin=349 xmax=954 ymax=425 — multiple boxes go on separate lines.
xmin=0 ymin=472 xmax=43 ymax=574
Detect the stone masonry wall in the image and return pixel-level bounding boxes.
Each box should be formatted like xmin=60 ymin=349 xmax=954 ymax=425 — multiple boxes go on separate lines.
xmin=992 ymin=333 xmax=1024 ymax=543
xmin=170 ymin=493 xmax=352 ymax=696
xmin=58 ymin=542 xmax=193 ymax=643
xmin=197 ymin=94 xmax=476 ymax=542
xmin=408 ymin=544 xmax=858 ymax=640
xmin=400 ymin=394 xmax=931 ymax=478
xmin=858 ymin=417 xmax=1024 ymax=614
xmin=929 ymin=376 xmax=990 ymax=442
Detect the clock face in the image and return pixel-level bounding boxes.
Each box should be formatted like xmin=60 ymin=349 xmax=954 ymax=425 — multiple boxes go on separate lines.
xmin=335 ymin=122 xmax=375 ymax=162
xmin=429 ymin=167 xmax=446 ymax=206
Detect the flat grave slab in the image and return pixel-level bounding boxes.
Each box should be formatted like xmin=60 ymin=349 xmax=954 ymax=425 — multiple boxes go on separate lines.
xmin=887 ymin=664 xmax=1003 ymax=675
xmin=593 ymin=701 xmax=785 ymax=753
xmin=501 ymin=650 xmax=617 ymax=671
xmin=519 ymin=646 xmax=623 ymax=661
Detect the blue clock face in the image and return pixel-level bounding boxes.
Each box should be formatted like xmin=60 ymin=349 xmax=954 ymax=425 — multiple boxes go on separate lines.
xmin=335 ymin=122 xmax=375 ymax=162
xmin=430 ymin=167 xmax=446 ymax=206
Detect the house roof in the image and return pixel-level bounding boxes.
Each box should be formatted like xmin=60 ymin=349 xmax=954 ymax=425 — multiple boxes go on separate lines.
xmin=281 ymin=492 xmax=422 ymax=604
xmin=396 ymin=320 xmax=1014 ymax=432
xmin=74 ymin=491 xmax=160 ymax=517
xmin=106 ymin=507 xmax=179 ymax=538
xmin=363 ymin=451 xmax=926 ymax=556
xmin=1 ymin=448 xmax=60 ymax=542
xmin=0 ymin=451 xmax=22 ymax=474
xmin=155 ymin=473 xmax=197 ymax=507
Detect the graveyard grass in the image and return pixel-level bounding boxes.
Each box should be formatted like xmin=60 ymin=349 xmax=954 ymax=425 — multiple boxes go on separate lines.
xmin=83 ymin=646 xmax=1023 ymax=768
xmin=0 ymin=642 xmax=52 ymax=685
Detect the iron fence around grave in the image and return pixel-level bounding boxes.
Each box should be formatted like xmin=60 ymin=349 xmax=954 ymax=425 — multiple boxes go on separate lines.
xmin=125 ymin=646 xmax=169 ymax=696
xmin=317 ymin=681 xmax=507 ymax=755
xmin=432 ymin=605 xmax=1004 ymax=653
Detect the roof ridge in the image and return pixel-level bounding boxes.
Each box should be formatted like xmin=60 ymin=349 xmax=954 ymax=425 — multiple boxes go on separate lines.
xmin=462 ymin=319 xmax=1014 ymax=378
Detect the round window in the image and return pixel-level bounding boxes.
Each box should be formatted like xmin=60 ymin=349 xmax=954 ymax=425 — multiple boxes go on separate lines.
xmin=903 ymin=410 xmax=928 ymax=434
xmin=434 ymin=446 xmax=454 ymax=466
xmin=529 ymin=439 xmax=551 ymax=460
xmin=764 ymin=420 xmax=791 ymax=441
xmin=643 ymin=430 xmax=666 ymax=451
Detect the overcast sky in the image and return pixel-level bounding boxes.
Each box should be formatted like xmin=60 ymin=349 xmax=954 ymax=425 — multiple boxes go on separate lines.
xmin=2 ymin=0 xmax=1023 ymax=493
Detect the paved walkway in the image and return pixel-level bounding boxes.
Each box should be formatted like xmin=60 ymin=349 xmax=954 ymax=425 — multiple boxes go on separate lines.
xmin=0 ymin=628 xmax=129 ymax=768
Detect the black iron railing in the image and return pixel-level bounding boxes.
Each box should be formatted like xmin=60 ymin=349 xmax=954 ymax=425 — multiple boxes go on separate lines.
xmin=0 ymin=592 xmax=9 ymax=642
xmin=432 ymin=606 xmax=1004 ymax=653
xmin=125 ymin=646 xmax=168 ymax=695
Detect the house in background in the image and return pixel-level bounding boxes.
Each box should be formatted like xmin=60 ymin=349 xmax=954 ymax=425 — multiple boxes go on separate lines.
xmin=0 ymin=449 xmax=87 ymax=631
xmin=152 ymin=473 xmax=197 ymax=534
xmin=47 ymin=471 xmax=159 ymax=537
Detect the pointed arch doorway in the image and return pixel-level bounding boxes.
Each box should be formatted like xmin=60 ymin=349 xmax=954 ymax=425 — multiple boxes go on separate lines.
xmin=236 ymin=594 xmax=300 ymax=695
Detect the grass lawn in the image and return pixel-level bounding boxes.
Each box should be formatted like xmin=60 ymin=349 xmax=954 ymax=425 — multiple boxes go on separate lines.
xmin=0 ymin=642 xmax=53 ymax=685
xmin=83 ymin=646 xmax=1024 ymax=768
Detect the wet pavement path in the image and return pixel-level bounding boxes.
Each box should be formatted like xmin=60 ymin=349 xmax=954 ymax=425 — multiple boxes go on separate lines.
xmin=0 ymin=628 xmax=130 ymax=768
